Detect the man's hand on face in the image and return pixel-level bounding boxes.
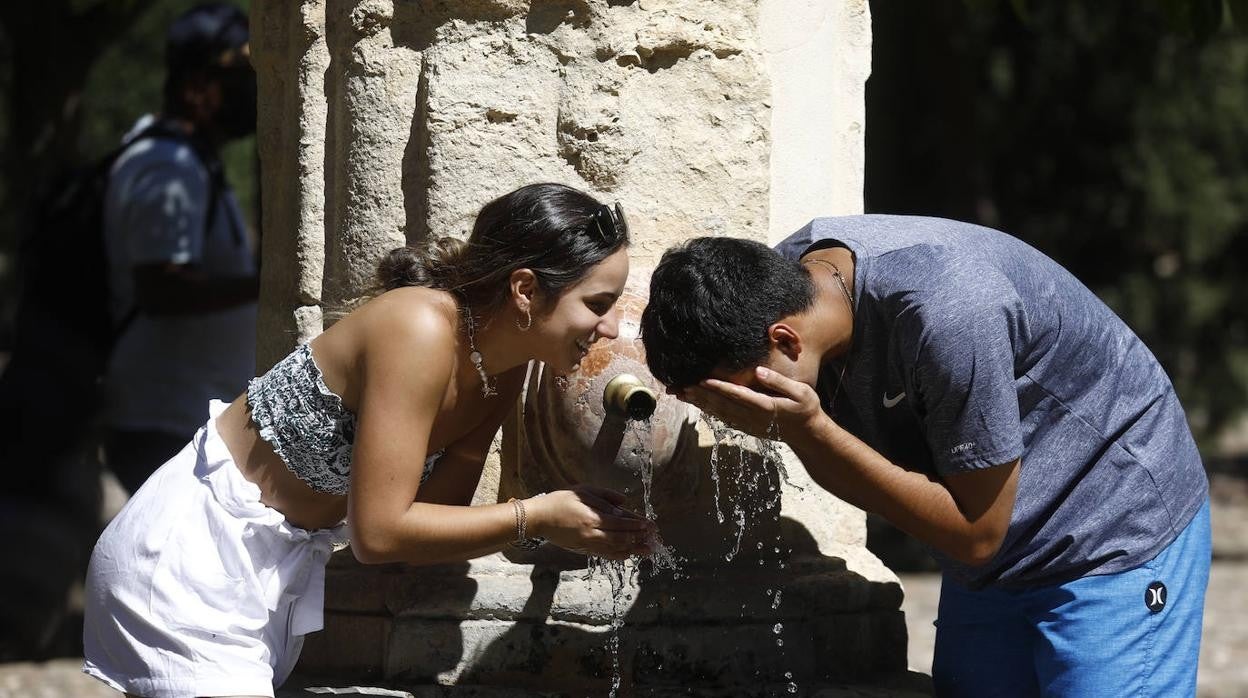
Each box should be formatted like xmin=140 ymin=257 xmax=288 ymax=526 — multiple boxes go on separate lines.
xmin=674 ymin=367 xmax=826 ymax=442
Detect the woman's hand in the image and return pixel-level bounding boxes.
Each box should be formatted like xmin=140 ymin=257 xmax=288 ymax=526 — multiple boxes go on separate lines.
xmin=679 ymin=366 xmax=826 ymax=442
xmin=526 ymin=484 xmax=655 ymax=560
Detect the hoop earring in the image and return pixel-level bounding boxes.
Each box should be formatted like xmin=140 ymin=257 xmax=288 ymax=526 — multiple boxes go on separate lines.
xmin=517 ymin=307 xmax=532 ymax=331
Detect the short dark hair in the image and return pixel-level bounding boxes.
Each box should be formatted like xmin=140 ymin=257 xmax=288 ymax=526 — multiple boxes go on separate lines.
xmin=163 ymin=3 xmax=250 ymax=117
xmin=377 ymin=183 xmax=629 ymax=316
xmin=640 ymin=237 xmax=815 ymax=390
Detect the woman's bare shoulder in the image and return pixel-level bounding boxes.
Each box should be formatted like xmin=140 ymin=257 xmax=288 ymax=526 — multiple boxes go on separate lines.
xmin=334 ymin=287 xmax=458 ymax=346
xmin=314 ymin=287 xmax=459 ymax=404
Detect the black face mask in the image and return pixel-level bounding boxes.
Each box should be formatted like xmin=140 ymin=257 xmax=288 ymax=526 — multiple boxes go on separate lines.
xmin=212 ymin=64 xmax=257 ymax=140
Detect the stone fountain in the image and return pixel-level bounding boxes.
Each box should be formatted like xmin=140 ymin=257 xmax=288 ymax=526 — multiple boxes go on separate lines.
xmin=252 ymin=1 xmax=925 ymax=694
xmin=297 ymin=272 xmax=914 ymax=696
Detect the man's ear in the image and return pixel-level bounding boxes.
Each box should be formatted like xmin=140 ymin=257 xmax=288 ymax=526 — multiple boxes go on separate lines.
xmin=768 ymin=322 xmax=803 ymax=362
xmin=509 ymin=268 xmax=537 ymax=310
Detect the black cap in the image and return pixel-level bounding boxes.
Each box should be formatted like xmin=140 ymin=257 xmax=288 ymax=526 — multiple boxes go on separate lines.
xmin=165 ymin=3 xmax=249 ymax=74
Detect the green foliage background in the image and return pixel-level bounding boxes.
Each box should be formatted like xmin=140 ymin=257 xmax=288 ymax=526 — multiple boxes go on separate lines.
xmin=0 ymin=0 xmax=254 ymax=343
xmin=76 ymin=0 xmax=256 ymax=222
xmin=868 ymin=0 xmax=1248 ymax=448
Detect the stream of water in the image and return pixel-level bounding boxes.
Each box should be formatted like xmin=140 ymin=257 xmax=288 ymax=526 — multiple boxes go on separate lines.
xmin=590 ymin=410 xmax=804 ymax=694
xmin=698 ymin=412 xmax=799 ymax=693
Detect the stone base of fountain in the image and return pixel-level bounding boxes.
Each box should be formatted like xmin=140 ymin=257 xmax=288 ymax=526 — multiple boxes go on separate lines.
xmin=281 ymin=674 xmax=933 ymax=698
xmin=299 ymin=547 xmax=922 ymax=696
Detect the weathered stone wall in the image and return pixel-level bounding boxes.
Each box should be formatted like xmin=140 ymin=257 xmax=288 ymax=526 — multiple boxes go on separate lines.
xmin=252 ymin=0 xmax=899 ymax=692
xmin=255 ymin=0 xmax=789 ymax=369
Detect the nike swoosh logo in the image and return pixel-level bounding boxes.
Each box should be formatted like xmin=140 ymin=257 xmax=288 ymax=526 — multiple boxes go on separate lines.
xmin=883 ymin=391 xmax=906 ymax=408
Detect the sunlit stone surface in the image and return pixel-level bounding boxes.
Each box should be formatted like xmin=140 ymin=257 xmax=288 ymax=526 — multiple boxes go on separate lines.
xmin=253 ymin=0 xmax=920 ymax=694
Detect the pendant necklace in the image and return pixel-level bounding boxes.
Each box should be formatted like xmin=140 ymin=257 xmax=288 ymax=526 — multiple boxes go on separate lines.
xmin=461 ymin=306 xmax=497 ymax=398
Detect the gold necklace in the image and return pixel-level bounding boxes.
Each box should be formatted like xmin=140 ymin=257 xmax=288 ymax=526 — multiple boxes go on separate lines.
xmin=803 ymin=257 xmax=855 ymax=414
xmin=803 ymin=257 xmax=854 ymax=317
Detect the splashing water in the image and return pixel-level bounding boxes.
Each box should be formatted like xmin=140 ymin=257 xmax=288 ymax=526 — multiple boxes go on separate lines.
xmin=623 ymin=419 xmax=680 ymax=573
xmin=696 ymin=414 xmax=799 ymax=549
xmin=581 ymin=417 xmax=693 ymax=696
xmin=695 ymin=410 xmax=803 ymax=691
xmin=726 ymin=507 xmax=746 ymax=560
xmin=762 ymin=417 xmax=803 ymax=492
xmin=705 ymin=416 xmax=728 ymax=524
xmin=586 ymin=557 xmax=630 ymax=698
xmin=698 ymin=412 xmax=795 ymax=561
xmin=625 ymin=420 xmax=657 ymax=521
xmin=643 ymin=532 xmax=679 ymax=573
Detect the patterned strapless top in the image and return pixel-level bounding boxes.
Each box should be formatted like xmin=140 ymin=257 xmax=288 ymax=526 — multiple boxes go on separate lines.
xmin=246 ymin=343 xmax=441 ymax=495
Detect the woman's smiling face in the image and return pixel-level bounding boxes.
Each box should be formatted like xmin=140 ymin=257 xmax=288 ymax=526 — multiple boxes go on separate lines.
xmin=531 ymin=247 xmax=630 ymax=372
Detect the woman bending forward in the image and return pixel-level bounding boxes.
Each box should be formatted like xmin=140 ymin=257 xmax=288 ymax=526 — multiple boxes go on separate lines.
xmin=83 ymin=183 xmax=653 ymax=698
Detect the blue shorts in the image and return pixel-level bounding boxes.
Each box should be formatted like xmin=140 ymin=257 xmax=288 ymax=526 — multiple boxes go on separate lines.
xmin=932 ymin=499 xmax=1211 ymax=698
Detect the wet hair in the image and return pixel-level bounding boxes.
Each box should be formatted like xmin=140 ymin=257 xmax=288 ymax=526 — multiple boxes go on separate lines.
xmin=640 ymin=237 xmax=814 ymax=390
xmin=376 ymin=182 xmax=629 ymax=316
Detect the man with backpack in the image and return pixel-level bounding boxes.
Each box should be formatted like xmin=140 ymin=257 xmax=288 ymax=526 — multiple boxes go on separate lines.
xmin=0 ymin=1 xmax=260 ymax=658
xmin=101 ymin=2 xmax=259 ymax=494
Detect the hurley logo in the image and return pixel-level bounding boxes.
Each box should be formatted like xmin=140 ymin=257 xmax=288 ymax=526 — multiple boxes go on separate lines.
xmin=1145 ymin=581 xmax=1167 ymax=613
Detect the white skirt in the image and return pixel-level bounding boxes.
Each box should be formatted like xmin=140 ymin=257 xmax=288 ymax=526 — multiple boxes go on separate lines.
xmin=83 ymin=400 xmax=348 ymax=698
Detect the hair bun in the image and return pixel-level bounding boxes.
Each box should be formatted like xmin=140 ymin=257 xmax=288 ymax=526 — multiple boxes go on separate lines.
xmin=377 ymin=237 xmax=467 ymax=291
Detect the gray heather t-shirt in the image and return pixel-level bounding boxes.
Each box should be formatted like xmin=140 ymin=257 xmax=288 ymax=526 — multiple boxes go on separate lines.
xmin=775 ymin=215 xmax=1207 ymax=588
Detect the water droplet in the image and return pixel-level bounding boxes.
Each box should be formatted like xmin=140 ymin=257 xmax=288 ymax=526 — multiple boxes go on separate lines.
xmin=703 ymin=414 xmax=728 ymax=524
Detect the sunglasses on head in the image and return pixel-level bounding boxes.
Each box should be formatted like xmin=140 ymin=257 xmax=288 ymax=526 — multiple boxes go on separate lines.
xmin=589 ymin=202 xmax=628 ymax=243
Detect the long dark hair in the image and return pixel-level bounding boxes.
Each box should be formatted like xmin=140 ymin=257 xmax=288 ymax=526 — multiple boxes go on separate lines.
xmin=376 ymin=183 xmax=629 ymax=316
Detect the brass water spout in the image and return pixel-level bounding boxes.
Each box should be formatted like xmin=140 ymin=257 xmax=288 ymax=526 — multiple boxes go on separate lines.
xmin=602 ymin=373 xmax=657 ymax=421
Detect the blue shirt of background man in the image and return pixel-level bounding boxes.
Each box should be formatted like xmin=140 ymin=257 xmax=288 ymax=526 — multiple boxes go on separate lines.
xmin=775 ymin=214 xmax=1208 ymax=588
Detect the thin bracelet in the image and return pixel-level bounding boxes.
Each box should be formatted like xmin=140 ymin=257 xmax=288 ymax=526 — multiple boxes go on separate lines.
xmin=508 ymin=497 xmax=544 ymax=550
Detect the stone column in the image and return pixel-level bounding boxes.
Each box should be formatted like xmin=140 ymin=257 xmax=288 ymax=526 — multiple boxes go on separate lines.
xmin=251 ymin=0 xmax=331 ymax=369
xmin=253 ymin=1 xmax=914 ymax=694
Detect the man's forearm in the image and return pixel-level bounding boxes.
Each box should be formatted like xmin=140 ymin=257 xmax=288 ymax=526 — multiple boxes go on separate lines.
xmin=785 ymin=415 xmax=1009 ymax=567
xmin=134 ymin=266 xmax=259 ymax=315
